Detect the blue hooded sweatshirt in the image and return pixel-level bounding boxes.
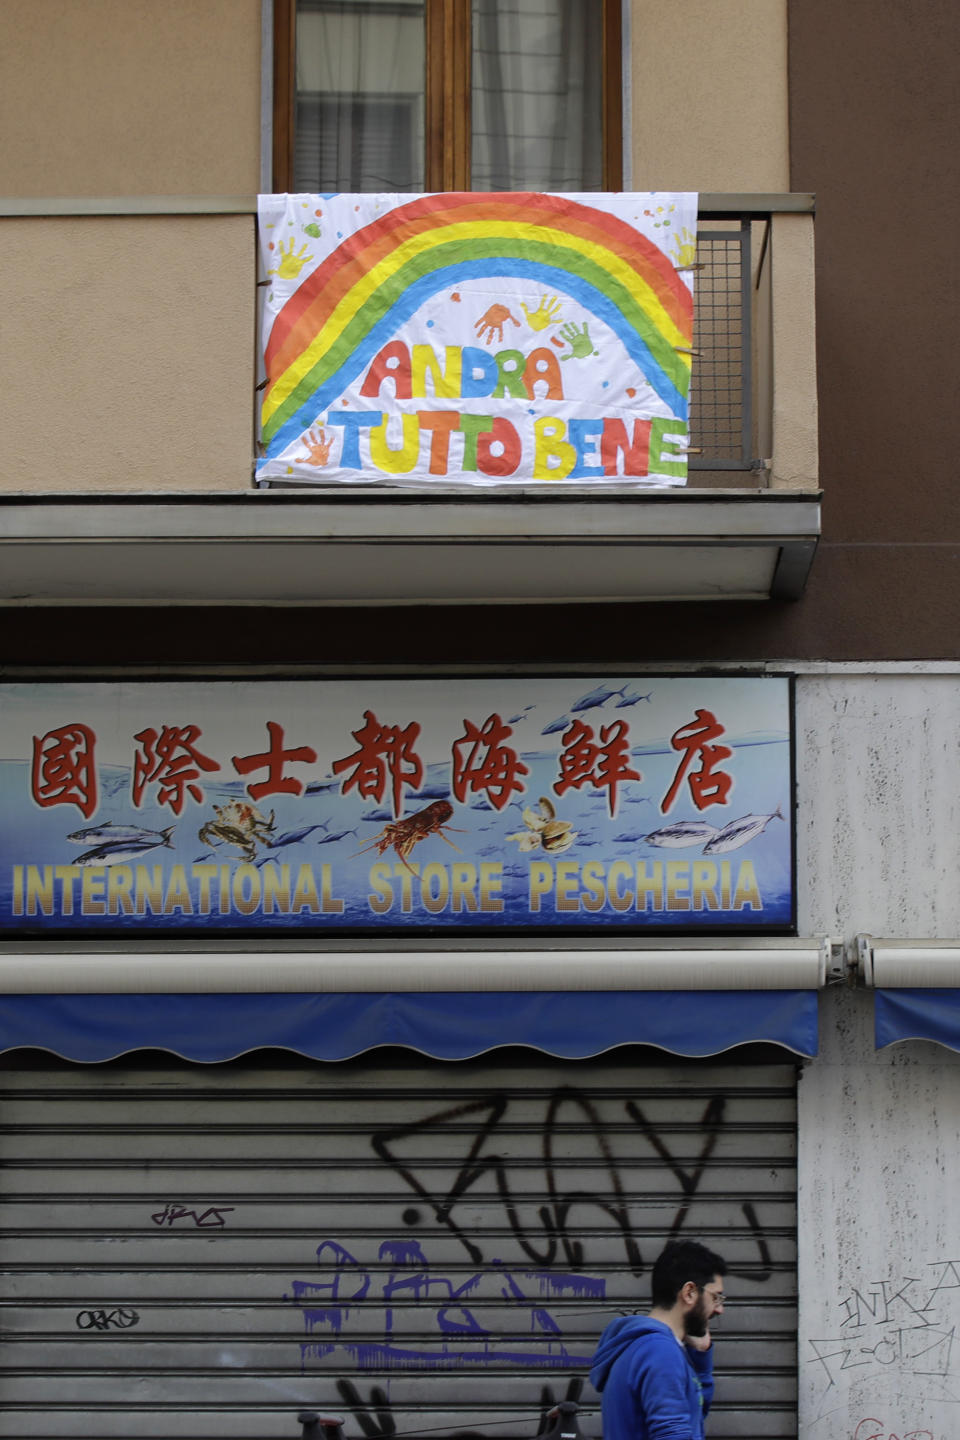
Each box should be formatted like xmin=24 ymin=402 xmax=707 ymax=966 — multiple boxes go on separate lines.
xmin=589 ymin=1315 xmax=714 ymax=1440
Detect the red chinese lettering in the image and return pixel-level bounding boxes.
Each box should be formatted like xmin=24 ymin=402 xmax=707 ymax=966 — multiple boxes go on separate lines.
xmin=31 ymin=724 xmax=98 ymax=818
xmin=132 ymin=725 xmax=221 ymax=814
xmin=661 ymin=708 xmax=733 ymax=813
xmin=553 ymin=718 xmax=640 ymax=817
xmin=231 ymin=721 xmax=318 ymax=801
xmin=451 ymin=713 xmax=529 ymax=811
xmin=332 ymin=710 xmax=424 ymax=818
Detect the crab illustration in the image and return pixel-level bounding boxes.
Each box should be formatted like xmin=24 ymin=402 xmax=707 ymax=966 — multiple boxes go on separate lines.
xmin=198 ymin=800 xmax=276 ymax=863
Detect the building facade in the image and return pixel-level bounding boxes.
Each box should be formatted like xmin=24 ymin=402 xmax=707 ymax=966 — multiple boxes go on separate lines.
xmin=0 ymin=3 xmax=958 ymax=1438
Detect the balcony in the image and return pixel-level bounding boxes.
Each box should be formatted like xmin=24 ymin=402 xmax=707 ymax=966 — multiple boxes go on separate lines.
xmin=0 ymin=194 xmax=818 ymax=605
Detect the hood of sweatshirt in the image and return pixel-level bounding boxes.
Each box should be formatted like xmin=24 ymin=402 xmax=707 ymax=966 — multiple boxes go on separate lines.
xmin=590 ymin=1315 xmax=676 ymax=1392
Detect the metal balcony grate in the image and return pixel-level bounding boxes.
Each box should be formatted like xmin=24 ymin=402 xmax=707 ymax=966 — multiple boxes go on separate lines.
xmin=689 ymin=221 xmax=754 ymax=470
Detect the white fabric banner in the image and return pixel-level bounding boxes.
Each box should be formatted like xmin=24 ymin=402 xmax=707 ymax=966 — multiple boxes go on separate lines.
xmin=257 ymin=191 xmax=697 ymax=487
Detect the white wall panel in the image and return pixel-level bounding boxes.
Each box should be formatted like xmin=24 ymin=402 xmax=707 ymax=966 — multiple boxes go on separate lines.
xmin=795 ymin=673 xmax=960 ymax=1440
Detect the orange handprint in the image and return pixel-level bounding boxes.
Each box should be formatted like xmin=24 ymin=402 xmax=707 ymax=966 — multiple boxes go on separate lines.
xmin=296 ymin=426 xmax=333 ymax=467
xmin=474 ymin=304 xmax=520 ymax=345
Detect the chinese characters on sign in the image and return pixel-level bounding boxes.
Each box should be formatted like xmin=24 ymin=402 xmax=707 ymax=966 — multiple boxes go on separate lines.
xmin=31 ymin=710 xmax=726 ymax=821
xmin=6 ymin=678 xmax=793 ymax=934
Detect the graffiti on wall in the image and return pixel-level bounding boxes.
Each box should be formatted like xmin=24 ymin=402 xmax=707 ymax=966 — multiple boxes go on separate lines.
xmin=808 ymin=1260 xmax=960 ymax=1401
xmin=285 ymin=1084 xmax=777 ymax=1374
xmin=369 ymin=1085 xmax=772 ymax=1277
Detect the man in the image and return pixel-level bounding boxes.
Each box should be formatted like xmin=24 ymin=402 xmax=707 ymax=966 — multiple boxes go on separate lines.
xmin=590 ymin=1240 xmax=727 ymax=1440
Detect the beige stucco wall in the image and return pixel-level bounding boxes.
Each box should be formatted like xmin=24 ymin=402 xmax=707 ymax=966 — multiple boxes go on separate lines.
xmin=0 ymin=0 xmax=261 ymax=197
xmin=0 ymin=217 xmax=256 ymax=492
xmin=629 ymin=0 xmax=790 ymax=192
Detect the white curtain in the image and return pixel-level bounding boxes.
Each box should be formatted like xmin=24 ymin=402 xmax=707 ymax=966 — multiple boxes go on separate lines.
xmin=471 ymin=0 xmax=603 ymax=190
xmin=294 ymin=0 xmax=426 ymax=192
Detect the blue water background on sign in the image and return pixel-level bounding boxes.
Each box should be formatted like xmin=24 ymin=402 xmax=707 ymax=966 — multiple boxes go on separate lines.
xmin=0 ymin=733 xmax=792 ymax=933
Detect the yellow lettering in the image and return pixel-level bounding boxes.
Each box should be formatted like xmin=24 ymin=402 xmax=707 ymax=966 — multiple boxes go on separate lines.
xmin=529 ymin=860 xmax=553 ymax=912
xmin=691 ymin=860 xmax=719 ymax=910
xmin=136 ymin=864 xmax=164 ymax=916
xmin=733 ymin=859 xmax=762 ymax=910
xmin=533 ymin=416 xmax=576 ymax=480
xmin=580 ymin=860 xmax=607 ymax=912
xmin=106 ymin=865 xmax=135 ymax=915
xmin=412 ymin=344 xmax=461 ymax=399
xmin=27 ymin=866 xmax=56 ymax=916
xmin=607 ymin=860 xmax=634 ymax=912
xmin=666 ymin=861 xmax=690 ymax=910
xmin=370 ymin=413 xmax=421 ymax=473
xmin=555 ymin=860 xmax=580 ymax=912
xmin=164 ymin=864 xmax=193 ymax=915
xmin=479 ymin=862 xmax=503 ymax=912
xmin=262 ymin=863 xmax=292 ymax=915
xmin=194 ymin=863 xmax=217 ymax=914
xmin=291 ymin=863 xmax=321 ymax=914
xmin=451 ymin=862 xmax=479 ymax=913
xmin=394 ymin=862 xmax=419 ymax=913
xmin=635 ymin=860 xmax=664 ymax=911
xmin=421 ymin=861 xmax=449 ymax=914
xmin=320 ymin=863 xmax=344 ymax=914
xmin=53 ymin=864 xmax=81 ymax=915
xmin=368 ymin=862 xmax=394 ymax=914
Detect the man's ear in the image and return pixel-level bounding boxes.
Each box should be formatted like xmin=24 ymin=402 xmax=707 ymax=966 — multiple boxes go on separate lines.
xmin=679 ymin=1280 xmax=699 ymax=1307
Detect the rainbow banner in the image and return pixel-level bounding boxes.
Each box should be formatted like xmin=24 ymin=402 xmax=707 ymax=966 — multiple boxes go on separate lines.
xmin=256 ymin=192 xmax=697 ymax=487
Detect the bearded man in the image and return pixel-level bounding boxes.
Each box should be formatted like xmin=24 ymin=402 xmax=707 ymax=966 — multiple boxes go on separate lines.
xmin=590 ymin=1240 xmax=727 ymax=1440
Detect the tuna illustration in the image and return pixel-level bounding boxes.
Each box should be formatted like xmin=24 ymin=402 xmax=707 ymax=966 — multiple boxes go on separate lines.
xmin=644 ymin=819 xmax=721 ymax=848
xmin=702 ymin=807 xmax=785 ymax=854
xmin=67 ymin=821 xmax=175 ymax=846
xmin=75 ymin=828 xmax=176 ymax=867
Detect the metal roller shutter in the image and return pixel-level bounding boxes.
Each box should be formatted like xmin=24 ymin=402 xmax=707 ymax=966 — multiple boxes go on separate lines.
xmin=0 ymin=1052 xmax=798 ymax=1440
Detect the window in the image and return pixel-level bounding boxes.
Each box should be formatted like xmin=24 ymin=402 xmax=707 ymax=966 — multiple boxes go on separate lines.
xmin=273 ymin=0 xmax=622 ymax=192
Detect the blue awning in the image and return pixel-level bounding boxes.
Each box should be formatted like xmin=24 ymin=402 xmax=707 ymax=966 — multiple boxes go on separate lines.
xmin=0 ymin=989 xmax=818 ymax=1061
xmin=875 ymin=989 xmax=960 ymax=1052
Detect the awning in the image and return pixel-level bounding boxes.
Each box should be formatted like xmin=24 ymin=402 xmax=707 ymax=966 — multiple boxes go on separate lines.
xmin=0 ymin=941 xmax=828 ymax=1060
xmin=859 ymin=936 xmax=960 ymax=1052
xmin=0 ymin=989 xmax=819 ymax=1061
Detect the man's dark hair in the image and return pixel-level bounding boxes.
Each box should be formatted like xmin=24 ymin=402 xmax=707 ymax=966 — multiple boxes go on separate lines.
xmin=650 ymin=1240 xmax=726 ymax=1309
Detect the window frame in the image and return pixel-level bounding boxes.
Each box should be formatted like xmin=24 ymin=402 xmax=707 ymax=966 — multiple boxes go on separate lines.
xmin=272 ymin=0 xmax=622 ymax=193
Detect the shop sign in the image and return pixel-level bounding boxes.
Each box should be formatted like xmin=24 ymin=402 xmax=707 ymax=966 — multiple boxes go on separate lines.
xmin=1 ymin=676 xmax=794 ymax=935
xmin=256 ymin=191 xmax=696 ymax=487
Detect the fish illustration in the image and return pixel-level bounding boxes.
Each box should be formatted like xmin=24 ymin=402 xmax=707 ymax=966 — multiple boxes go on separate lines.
xmin=702 ymin=807 xmax=785 ymax=854
xmin=267 ymin=824 xmax=323 ymax=848
xmin=541 ymin=715 xmax=572 ymax=735
xmin=570 ymin=683 xmax=628 ymax=712
xmin=67 ymin=821 xmax=175 ymax=845
xmin=316 ymin=826 xmax=359 ymax=845
xmin=644 ymin=820 xmax=721 ymax=848
xmin=616 ymin=690 xmax=652 ymax=707
xmin=75 ymin=828 xmax=176 ymax=867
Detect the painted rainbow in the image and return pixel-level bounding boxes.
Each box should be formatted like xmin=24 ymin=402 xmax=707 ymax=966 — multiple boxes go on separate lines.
xmin=261 ymin=193 xmax=694 ymax=456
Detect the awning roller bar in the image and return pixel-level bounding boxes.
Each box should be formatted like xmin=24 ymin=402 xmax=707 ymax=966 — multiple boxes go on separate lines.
xmin=0 ymin=941 xmax=830 ymax=993
xmin=858 ymin=935 xmax=960 ymax=988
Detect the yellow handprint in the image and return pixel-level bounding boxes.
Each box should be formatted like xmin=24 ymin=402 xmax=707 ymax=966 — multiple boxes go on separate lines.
xmin=269 ymin=238 xmax=314 ymax=279
xmin=521 ymin=295 xmax=563 ymax=331
xmin=670 ymin=228 xmax=697 ymax=269
xmin=296 ymin=426 xmax=333 ymax=467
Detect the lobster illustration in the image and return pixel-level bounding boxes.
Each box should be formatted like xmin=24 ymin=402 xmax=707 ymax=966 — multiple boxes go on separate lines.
xmin=352 ymin=800 xmax=462 ymax=873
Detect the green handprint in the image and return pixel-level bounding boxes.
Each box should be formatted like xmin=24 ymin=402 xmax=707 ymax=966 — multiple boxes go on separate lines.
xmin=521 ymin=295 xmax=563 ymax=331
xmin=670 ymin=227 xmax=697 ymax=268
xmin=558 ymin=321 xmax=597 ymax=360
xmin=269 ymin=238 xmax=313 ymax=279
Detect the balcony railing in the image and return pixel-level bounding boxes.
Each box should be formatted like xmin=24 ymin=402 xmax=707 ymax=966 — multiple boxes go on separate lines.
xmin=0 ymin=193 xmax=819 ymax=602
